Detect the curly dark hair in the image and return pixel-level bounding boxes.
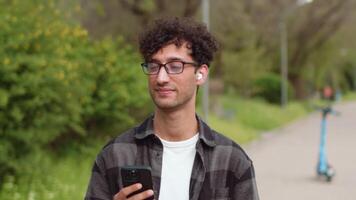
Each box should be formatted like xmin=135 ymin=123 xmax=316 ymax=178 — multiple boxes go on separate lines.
xmin=139 ymin=17 xmax=218 ymax=66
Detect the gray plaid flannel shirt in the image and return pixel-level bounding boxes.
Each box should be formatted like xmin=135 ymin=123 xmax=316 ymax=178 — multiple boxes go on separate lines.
xmin=85 ymin=115 xmax=259 ymax=200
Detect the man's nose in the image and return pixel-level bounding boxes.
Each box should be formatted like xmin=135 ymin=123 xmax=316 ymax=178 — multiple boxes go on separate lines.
xmin=156 ymin=66 xmax=170 ymax=83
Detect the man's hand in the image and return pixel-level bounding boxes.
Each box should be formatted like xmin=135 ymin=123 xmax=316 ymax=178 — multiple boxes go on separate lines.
xmin=113 ymin=183 xmax=154 ymax=200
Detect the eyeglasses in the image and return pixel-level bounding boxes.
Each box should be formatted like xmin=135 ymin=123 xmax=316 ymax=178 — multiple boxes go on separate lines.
xmin=141 ymin=60 xmax=198 ymax=75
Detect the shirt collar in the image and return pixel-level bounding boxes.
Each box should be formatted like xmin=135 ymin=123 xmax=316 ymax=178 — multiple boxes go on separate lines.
xmin=134 ymin=114 xmax=216 ymax=147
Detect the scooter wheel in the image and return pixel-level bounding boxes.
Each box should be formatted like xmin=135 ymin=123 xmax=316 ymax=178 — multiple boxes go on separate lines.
xmin=326 ymin=175 xmax=332 ymax=182
xmin=326 ymin=167 xmax=335 ymax=182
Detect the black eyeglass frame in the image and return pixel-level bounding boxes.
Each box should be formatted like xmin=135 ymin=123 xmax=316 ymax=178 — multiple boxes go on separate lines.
xmin=141 ymin=60 xmax=199 ymax=75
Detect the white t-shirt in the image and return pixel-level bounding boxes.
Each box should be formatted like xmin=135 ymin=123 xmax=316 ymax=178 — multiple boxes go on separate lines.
xmin=158 ymin=134 xmax=199 ymax=200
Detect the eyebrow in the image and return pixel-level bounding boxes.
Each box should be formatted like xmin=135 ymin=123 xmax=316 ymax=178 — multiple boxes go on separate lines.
xmin=150 ymin=57 xmax=185 ymax=64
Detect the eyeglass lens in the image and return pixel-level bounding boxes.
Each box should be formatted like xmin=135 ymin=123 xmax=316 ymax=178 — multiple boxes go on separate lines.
xmin=146 ymin=61 xmax=184 ymax=74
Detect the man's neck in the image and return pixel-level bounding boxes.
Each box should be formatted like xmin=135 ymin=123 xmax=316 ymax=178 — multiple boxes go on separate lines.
xmin=153 ymin=108 xmax=198 ymax=141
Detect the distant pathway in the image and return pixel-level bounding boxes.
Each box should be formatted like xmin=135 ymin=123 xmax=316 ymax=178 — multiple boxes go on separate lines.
xmin=245 ymin=101 xmax=356 ymax=200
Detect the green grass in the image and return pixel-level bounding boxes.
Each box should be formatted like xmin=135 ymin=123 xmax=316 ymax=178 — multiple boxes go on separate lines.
xmin=208 ymin=96 xmax=308 ymax=144
xmin=209 ymin=114 xmax=258 ymax=144
xmin=0 ymin=140 xmax=103 ymax=200
xmin=209 ymin=92 xmax=356 ymax=144
xmin=343 ymin=91 xmax=356 ymax=101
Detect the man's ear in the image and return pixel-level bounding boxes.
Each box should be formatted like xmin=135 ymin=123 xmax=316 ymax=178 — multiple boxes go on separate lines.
xmin=195 ymin=64 xmax=209 ymax=85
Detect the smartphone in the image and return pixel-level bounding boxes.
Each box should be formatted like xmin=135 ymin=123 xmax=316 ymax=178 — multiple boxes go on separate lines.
xmin=121 ymin=166 xmax=154 ymax=200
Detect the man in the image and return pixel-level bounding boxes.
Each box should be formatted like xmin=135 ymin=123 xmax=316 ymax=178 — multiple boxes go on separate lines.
xmin=85 ymin=17 xmax=259 ymax=200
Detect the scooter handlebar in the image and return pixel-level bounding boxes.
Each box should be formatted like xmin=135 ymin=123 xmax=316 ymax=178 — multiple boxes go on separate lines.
xmin=311 ymin=105 xmax=340 ymax=117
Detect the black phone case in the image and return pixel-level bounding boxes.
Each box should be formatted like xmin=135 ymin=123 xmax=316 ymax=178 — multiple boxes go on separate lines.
xmin=121 ymin=166 xmax=154 ymax=200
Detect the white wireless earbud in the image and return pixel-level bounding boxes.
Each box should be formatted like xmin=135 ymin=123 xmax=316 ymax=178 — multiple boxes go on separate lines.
xmin=196 ymin=73 xmax=203 ymax=80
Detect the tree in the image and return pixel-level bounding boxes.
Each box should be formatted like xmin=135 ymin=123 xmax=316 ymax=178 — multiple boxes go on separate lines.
xmin=238 ymin=0 xmax=353 ymax=99
xmin=78 ymin=0 xmax=356 ymax=100
xmin=288 ymin=0 xmax=353 ymax=98
xmin=80 ymin=0 xmax=202 ymax=42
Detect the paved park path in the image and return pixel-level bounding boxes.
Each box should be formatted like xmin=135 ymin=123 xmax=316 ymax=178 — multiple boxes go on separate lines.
xmin=245 ymin=101 xmax=356 ymax=200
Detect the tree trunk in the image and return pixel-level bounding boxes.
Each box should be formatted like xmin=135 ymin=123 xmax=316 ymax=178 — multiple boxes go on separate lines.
xmin=289 ymin=74 xmax=306 ymax=99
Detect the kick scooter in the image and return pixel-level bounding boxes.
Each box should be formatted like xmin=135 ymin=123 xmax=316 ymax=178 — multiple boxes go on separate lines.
xmin=316 ymin=106 xmax=337 ymax=182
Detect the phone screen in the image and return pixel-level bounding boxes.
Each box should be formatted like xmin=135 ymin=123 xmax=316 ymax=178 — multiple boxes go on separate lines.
xmin=121 ymin=166 xmax=154 ymax=200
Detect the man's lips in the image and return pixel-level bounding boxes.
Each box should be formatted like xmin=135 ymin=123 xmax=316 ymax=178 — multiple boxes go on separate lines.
xmin=155 ymin=88 xmax=175 ymax=95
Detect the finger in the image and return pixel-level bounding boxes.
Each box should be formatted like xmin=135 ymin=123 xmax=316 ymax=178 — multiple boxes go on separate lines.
xmin=128 ymin=189 xmax=154 ymax=200
xmin=113 ymin=183 xmax=142 ymax=200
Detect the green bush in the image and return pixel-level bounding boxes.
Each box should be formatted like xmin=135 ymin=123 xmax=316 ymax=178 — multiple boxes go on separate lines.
xmin=221 ymin=45 xmax=270 ymax=97
xmin=253 ymin=73 xmax=294 ymax=104
xmin=0 ymin=0 xmax=149 ymax=182
xmin=0 ymin=141 xmax=102 ymax=200
xmin=82 ymin=38 xmax=150 ymax=136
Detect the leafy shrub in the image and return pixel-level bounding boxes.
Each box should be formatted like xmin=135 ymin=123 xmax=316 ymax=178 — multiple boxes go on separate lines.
xmin=0 ymin=0 xmax=149 ymax=182
xmin=221 ymin=44 xmax=270 ymax=97
xmin=82 ymin=38 xmax=150 ymax=136
xmin=253 ymin=73 xmax=294 ymax=104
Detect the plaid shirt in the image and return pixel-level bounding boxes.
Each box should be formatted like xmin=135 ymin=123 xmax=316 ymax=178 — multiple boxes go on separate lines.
xmin=85 ymin=115 xmax=259 ymax=200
